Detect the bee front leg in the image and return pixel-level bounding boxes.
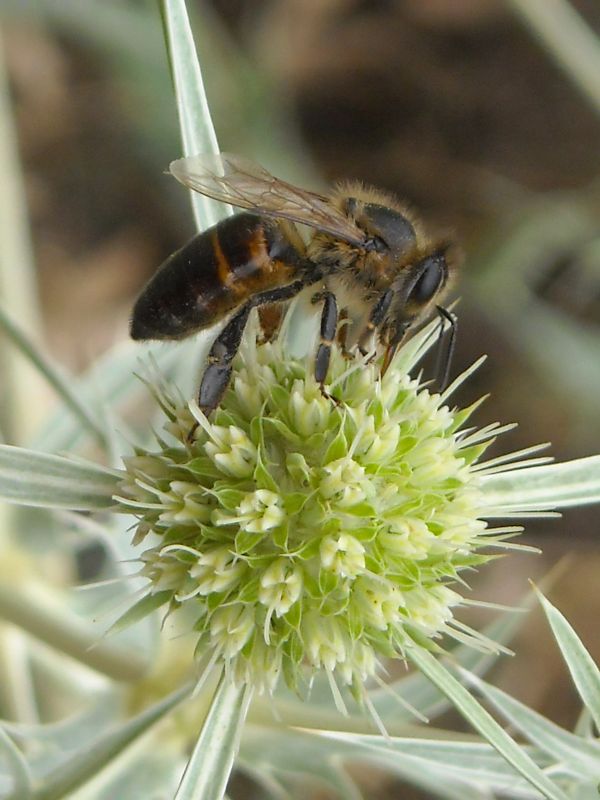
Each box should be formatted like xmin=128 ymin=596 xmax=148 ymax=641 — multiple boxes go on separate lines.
xmin=311 ymin=290 xmax=338 ymax=393
xmin=357 ymin=289 xmax=394 ymax=357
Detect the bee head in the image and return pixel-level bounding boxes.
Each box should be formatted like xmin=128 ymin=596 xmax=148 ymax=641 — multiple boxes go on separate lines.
xmin=383 ymin=246 xmax=453 ymax=347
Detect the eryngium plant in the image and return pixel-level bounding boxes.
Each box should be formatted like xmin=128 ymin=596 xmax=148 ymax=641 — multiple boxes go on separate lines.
xmin=116 ymin=319 xmax=513 ymax=701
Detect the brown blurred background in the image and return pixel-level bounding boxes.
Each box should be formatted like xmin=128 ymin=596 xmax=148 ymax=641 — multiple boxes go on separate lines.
xmin=1 ymin=1 xmax=599 ymax=797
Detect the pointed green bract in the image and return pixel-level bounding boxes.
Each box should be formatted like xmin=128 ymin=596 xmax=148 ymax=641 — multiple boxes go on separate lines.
xmin=0 ymin=445 xmax=120 ymax=510
xmin=481 ymin=456 xmax=600 ymax=509
xmin=536 ymin=589 xmax=600 ymax=734
xmin=174 ymin=675 xmax=252 ymax=800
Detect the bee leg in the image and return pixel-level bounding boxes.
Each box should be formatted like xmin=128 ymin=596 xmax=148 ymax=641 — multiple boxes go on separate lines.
xmin=434 ymin=305 xmax=457 ymax=391
xmin=336 ymin=309 xmax=353 ymax=359
xmin=311 ymin=290 xmax=338 ymax=394
xmin=198 ymin=303 xmax=253 ymax=417
xmin=357 ymin=289 xmax=394 ymax=358
xmin=196 ymin=280 xmax=307 ymax=419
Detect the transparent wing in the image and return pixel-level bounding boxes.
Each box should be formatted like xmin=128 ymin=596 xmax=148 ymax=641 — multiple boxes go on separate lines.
xmin=169 ymin=152 xmax=367 ymax=245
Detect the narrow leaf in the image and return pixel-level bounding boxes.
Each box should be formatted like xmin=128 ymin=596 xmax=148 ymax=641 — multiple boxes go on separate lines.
xmin=0 ymin=445 xmax=120 ymax=510
xmin=0 ymin=584 xmax=148 ymax=682
xmin=242 ymin=724 xmax=506 ymax=800
xmin=0 ymin=725 xmax=33 ymax=800
xmin=317 ymin=729 xmax=548 ymax=797
xmin=175 ymin=674 xmax=252 ymax=800
xmin=536 ymin=589 xmax=600 ymax=734
xmin=27 ymin=683 xmax=192 ymax=800
xmin=463 ymin=670 xmax=600 ymax=778
xmin=159 ymin=0 xmax=230 ymax=230
xmin=408 ymin=648 xmax=569 ymax=800
xmin=481 ymin=456 xmax=600 ymax=509
xmin=0 ymin=305 xmax=108 ymax=448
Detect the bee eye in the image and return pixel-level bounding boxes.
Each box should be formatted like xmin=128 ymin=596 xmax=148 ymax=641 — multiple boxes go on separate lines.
xmin=409 ymin=255 xmax=445 ymax=304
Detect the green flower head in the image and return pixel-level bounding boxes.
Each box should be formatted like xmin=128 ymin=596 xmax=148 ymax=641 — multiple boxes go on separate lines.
xmin=116 ymin=314 xmax=522 ymax=700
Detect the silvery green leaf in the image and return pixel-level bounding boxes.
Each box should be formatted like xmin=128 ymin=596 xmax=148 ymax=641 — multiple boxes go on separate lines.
xmin=35 ymin=340 xmax=185 ymax=453
xmin=536 ymin=589 xmax=600 ymax=734
xmin=371 ymin=601 xmax=529 ymax=723
xmin=241 ymin=724 xmax=504 ymax=800
xmin=0 ymin=445 xmax=120 ymax=510
xmin=481 ymin=456 xmax=600 ymax=509
xmin=0 ymin=583 xmax=148 ymax=682
xmin=0 ymin=725 xmax=33 ymax=800
xmin=174 ymin=675 xmax=252 ymax=800
xmin=0 ymin=305 xmax=108 ymax=448
xmin=571 ymin=782 xmax=600 ymax=800
xmin=239 ymin=723 xmax=377 ymax=800
xmin=461 ymin=670 xmax=600 ymax=778
xmin=407 ymin=648 xmax=568 ymax=800
xmin=316 ymin=729 xmax=548 ymax=798
xmin=574 ymin=707 xmax=595 ymax=739
xmin=107 ymin=591 xmax=173 ymax=636
xmin=159 ymin=0 xmax=230 ymax=231
xmin=2 ymin=693 xmax=120 ymax=779
xmin=67 ymin=745 xmax=186 ymax=800
xmin=19 ymin=683 xmax=191 ymax=800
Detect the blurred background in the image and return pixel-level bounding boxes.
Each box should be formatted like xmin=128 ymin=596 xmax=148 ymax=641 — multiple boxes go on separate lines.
xmin=0 ymin=1 xmax=599 ymax=797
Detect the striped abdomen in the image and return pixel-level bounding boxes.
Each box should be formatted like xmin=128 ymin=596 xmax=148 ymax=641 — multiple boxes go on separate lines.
xmin=130 ymin=213 xmax=304 ymax=341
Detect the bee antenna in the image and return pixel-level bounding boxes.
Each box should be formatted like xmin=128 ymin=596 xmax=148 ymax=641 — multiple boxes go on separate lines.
xmin=434 ymin=306 xmax=457 ymax=391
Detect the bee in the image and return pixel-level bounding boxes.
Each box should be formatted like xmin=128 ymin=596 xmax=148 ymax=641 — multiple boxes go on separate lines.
xmin=131 ymin=153 xmax=457 ymax=415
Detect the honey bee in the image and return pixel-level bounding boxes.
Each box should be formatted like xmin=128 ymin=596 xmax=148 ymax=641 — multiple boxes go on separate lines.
xmin=131 ymin=153 xmax=457 ymax=415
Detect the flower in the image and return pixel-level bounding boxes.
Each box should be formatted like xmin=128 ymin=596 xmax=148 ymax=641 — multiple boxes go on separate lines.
xmin=115 ymin=314 xmax=532 ymax=699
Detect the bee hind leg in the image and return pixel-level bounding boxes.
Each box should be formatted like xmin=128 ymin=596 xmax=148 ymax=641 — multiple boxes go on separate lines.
xmin=195 ymin=280 xmax=306 ymax=422
xmin=311 ymin=290 xmax=338 ymax=398
xmin=197 ymin=303 xmax=252 ymax=418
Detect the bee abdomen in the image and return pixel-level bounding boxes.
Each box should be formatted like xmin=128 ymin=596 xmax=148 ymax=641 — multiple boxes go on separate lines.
xmin=130 ymin=213 xmax=302 ymax=341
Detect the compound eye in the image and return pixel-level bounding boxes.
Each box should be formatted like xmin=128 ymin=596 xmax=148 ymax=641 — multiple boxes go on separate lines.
xmin=366 ymin=235 xmax=388 ymax=253
xmin=409 ymin=255 xmax=445 ymax=304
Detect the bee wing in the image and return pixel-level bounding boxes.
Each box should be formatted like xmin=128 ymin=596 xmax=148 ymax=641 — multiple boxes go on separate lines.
xmin=169 ymin=152 xmax=367 ymax=246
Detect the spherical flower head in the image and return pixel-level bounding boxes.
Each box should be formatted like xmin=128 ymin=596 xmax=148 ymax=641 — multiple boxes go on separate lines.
xmin=116 ymin=316 xmax=503 ymax=698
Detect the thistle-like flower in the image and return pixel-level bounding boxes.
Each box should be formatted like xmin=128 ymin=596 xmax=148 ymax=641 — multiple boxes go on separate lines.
xmin=116 ymin=314 xmax=533 ymax=700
